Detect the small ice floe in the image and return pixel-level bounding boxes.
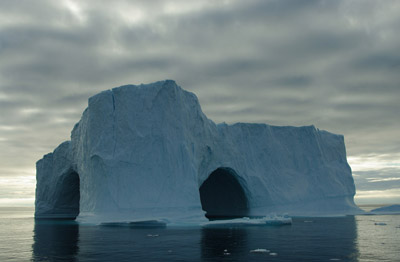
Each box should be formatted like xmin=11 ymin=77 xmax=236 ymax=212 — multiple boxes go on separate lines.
xmin=223 ymin=250 xmax=231 ymax=256
xmin=203 ymin=214 xmax=292 ymax=227
xmin=264 ymin=214 xmax=292 ymax=225
xmin=329 ymin=259 xmax=341 ymax=261
xmin=269 ymin=252 xmax=278 ymax=256
xmin=250 ymin=249 xmax=270 ymax=253
xmin=304 ymin=220 xmax=313 ymax=223
xmin=374 ymin=222 xmax=387 ymax=226
xmin=146 ymin=234 xmax=159 ymax=237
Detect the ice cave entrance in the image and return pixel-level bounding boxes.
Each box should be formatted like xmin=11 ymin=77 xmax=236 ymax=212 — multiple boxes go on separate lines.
xmin=199 ymin=167 xmax=249 ymax=220
xmin=55 ymin=171 xmax=80 ymax=220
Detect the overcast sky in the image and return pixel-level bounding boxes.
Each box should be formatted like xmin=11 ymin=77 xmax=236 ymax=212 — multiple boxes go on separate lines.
xmin=1 ymin=0 xmax=399 ymax=206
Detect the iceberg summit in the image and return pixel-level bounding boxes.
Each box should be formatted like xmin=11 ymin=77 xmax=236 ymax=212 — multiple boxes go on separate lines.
xmin=35 ymin=80 xmax=360 ymax=223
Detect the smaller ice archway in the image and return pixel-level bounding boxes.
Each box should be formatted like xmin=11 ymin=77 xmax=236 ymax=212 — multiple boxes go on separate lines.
xmin=54 ymin=170 xmax=80 ymax=219
xmin=199 ymin=167 xmax=249 ymax=219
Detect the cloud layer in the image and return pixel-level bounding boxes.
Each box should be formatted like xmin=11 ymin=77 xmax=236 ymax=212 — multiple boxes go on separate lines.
xmin=1 ymin=0 xmax=399 ymax=205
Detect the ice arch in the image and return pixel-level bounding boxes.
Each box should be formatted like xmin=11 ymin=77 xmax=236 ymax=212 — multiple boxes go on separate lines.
xmin=199 ymin=167 xmax=249 ymax=219
xmin=42 ymin=171 xmax=80 ymax=220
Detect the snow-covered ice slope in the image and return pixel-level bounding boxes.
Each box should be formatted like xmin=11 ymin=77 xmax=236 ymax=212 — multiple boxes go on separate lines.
xmin=35 ymin=80 xmax=361 ymax=222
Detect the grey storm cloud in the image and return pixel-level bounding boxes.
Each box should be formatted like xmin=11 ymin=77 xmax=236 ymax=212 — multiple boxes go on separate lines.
xmin=0 ymin=0 xmax=400 ymax=204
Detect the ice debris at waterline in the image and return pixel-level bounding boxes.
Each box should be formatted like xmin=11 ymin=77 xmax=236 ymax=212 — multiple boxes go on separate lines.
xmin=202 ymin=215 xmax=292 ymax=227
xmin=250 ymin=249 xmax=270 ymax=253
xmin=35 ymin=80 xmax=361 ymax=223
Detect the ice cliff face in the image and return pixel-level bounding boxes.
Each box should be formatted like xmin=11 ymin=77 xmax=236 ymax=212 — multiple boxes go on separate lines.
xmin=35 ymin=80 xmax=360 ymax=222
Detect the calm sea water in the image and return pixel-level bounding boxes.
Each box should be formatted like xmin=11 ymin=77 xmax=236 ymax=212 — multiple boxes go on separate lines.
xmin=0 ymin=207 xmax=399 ymax=261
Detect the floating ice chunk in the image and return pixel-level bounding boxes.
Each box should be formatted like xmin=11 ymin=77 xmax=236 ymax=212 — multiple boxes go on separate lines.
xmin=146 ymin=234 xmax=159 ymax=237
xmin=222 ymin=249 xmax=231 ymax=255
xmin=203 ymin=215 xmax=292 ymax=227
xmin=250 ymin=249 xmax=270 ymax=253
xmin=270 ymin=252 xmax=278 ymax=256
xmin=264 ymin=214 xmax=292 ymax=225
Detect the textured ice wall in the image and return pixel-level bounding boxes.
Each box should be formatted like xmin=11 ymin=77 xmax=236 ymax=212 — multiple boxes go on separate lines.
xmin=35 ymin=141 xmax=79 ymax=219
xmin=35 ymin=80 xmax=360 ymax=221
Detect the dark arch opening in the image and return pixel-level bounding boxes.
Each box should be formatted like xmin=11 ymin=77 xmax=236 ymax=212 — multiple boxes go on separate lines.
xmin=199 ymin=167 xmax=249 ymax=220
xmin=53 ymin=171 xmax=80 ymax=220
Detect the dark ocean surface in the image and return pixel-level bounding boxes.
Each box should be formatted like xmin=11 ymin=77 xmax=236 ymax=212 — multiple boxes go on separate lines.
xmin=0 ymin=207 xmax=399 ymax=261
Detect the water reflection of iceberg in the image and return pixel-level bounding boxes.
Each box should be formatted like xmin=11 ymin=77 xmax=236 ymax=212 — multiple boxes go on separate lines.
xmin=100 ymin=219 xmax=167 ymax=228
xmin=31 ymin=216 xmax=359 ymax=261
xmin=201 ymin=227 xmax=249 ymax=260
xmin=32 ymin=220 xmax=79 ymax=261
xmin=201 ymin=216 xmax=359 ymax=261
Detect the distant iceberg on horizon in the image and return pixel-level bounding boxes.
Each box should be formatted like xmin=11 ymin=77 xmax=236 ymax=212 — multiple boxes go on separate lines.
xmin=370 ymin=204 xmax=400 ymax=215
xmin=35 ymin=80 xmax=361 ymax=223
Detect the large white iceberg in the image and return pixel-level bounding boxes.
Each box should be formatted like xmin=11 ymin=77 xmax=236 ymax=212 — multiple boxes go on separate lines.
xmin=35 ymin=80 xmax=360 ymax=222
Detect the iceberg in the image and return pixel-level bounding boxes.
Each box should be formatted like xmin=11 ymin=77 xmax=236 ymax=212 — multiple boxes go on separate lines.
xmin=370 ymin=204 xmax=400 ymax=215
xmin=35 ymin=80 xmax=360 ymax=223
